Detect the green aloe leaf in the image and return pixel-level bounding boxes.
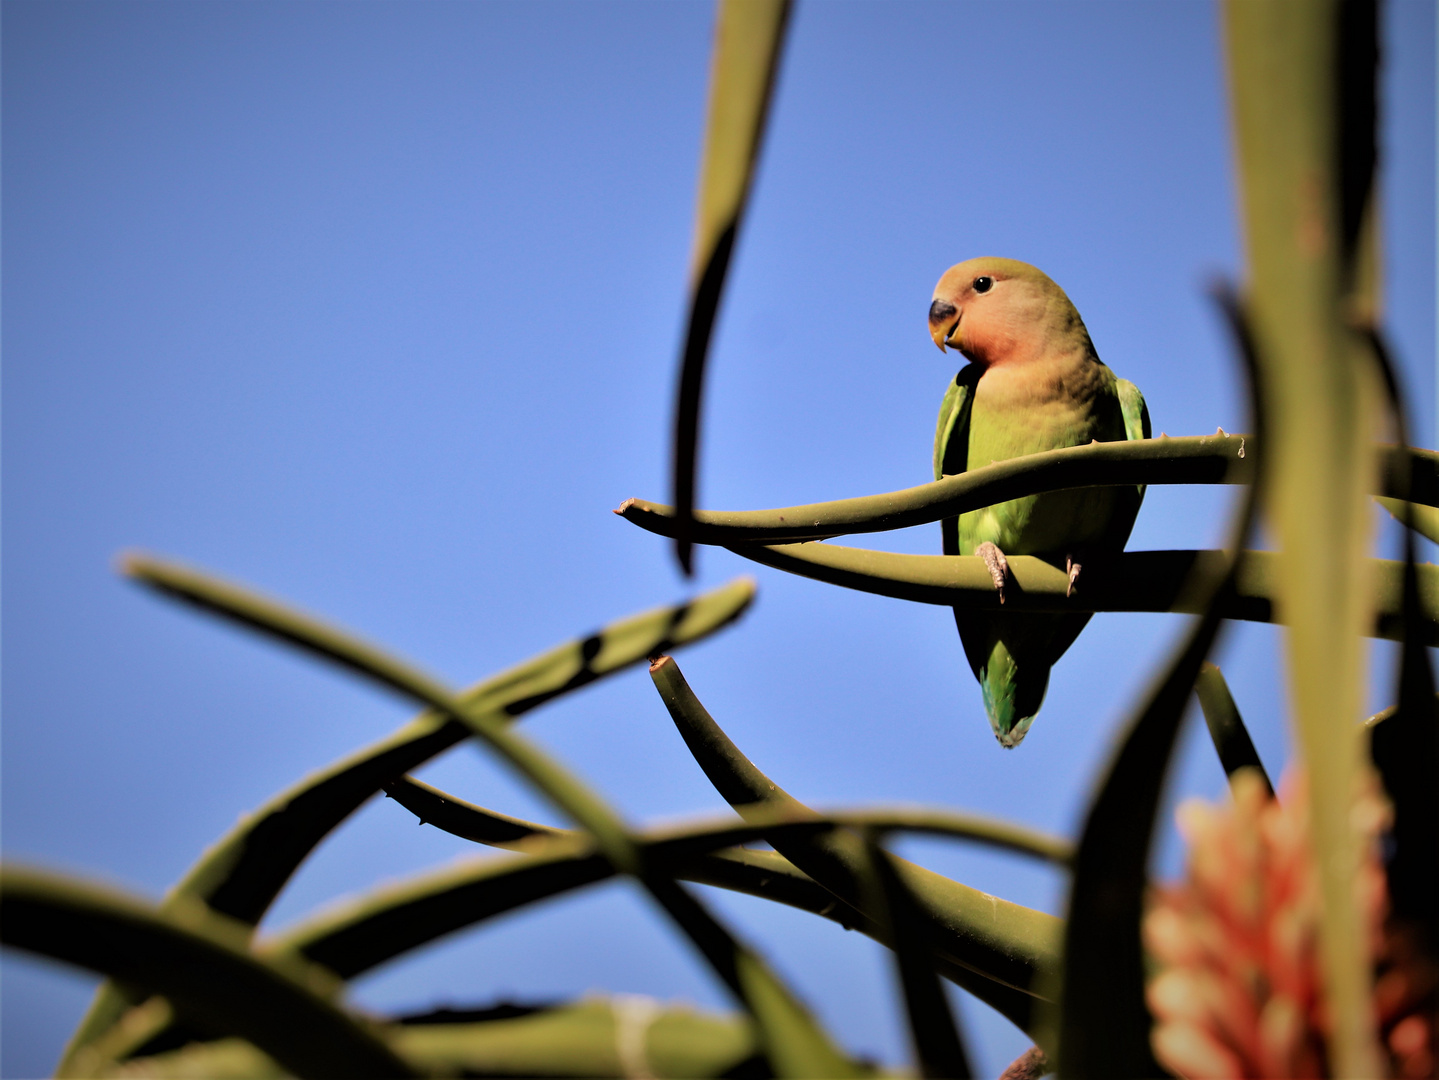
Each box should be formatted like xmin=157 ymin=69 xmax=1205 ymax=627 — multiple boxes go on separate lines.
xmin=258 ymin=803 xmax=1055 ymax=1023
xmin=382 ymin=774 xmax=1072 ymax=863
xmin=1365 ymin=333 xmax=1439 ymax=970
xmin=383 ymin=776 xmax=561 ymax=848
xmin=0 ymin=865 xmax=416 ymax=1080
xmin=861 ymin=834 xmax=974 ymax=1079
xmin=395 ymin=998 xmax=767 ymax=1079
xmin=644 ymin=876 xmax=860 ymax=1077
xmin=1376 ymin=496 xmax=1439 ymax=546
xmin=671 ymin=0 xmax=791 ymax=574
xmin=621 ymin=435 xmax=1436 ymax=546
xmin=1227 ymin=0 xmax=1385 ymax=1070
xmin=1058 ymin=581 xmax=1236 ymax=1077
xmin=119 ymin=555 xmax=853 ymax=1080
xmin=1194 ymin=662 xmax=1273 ymax=794
xmin=648 ymin=655 xmax=1060 ymax=1042
xmin=259 ymin=838 xmax=843 ymax=981
xmin=119 ymin=552 xmax=641 ymax=874
xmin=64 ymin=579 xmax=752 ymax=1070
xmin=1057 ymin=283 xmax=1265 ymax=1078
xmin=98 ymin=998 xmax=775 ymax=1080
xmin=726 ymin=543 xmax=1436 ymax=643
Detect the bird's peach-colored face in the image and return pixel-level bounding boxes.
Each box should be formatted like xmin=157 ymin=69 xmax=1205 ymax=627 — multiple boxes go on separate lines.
xmin=928 ymin=258 xmax=1055 ymax=367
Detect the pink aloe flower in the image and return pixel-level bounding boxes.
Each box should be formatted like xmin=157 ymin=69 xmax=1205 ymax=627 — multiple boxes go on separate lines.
xmin=1142 ymin=765 xmax=1425 ymax=1078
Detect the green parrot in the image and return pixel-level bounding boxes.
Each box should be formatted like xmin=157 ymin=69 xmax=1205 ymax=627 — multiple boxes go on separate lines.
xmin=927 ymin=257 xmax=1150 ymax=747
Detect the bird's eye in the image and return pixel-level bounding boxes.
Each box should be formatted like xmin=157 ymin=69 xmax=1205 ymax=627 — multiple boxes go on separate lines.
xmin=973 ymin=276 xmax=994 ymax=294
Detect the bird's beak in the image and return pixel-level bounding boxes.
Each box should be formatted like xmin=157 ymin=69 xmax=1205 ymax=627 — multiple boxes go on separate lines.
xmin=928 ymin=299 xmax=959 ymax=352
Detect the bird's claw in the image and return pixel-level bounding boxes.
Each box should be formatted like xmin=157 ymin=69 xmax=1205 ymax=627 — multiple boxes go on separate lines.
xmin=975 ymin=542 xmax=1009 ymax=603
xmin=1066 ymin=556 xmax=1081 ymax=598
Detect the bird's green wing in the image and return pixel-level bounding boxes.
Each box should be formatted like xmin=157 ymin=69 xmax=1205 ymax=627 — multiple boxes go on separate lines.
xmin=935 ymin=366 xmax=979 ymax=562
xmin=1116 ymin=378 xmax=1151 ymax=443
xmin=934 ymin=367 xmax=979 ymax=481
xmin=1117 ymin=377 xmax=1151 ymax=501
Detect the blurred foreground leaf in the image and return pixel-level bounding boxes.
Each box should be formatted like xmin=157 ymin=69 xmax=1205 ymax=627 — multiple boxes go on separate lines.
xmin=1227 ymin=0 xmax=1385 ymax=1070
xmin=862 ymin=834 xmax=974 ymax=1079
xmin=1195 ymin=662 xmax=1273 ymax=794
xmin=672 ymin=0 xmax=791 ymax=574
xmin=649 ymin=655 xmax=1061 ymax=1043
xmin=97 ymin=998 xmax=772 ymax=1080
xmin=1057 ymin=282 xmax=1265 ymax=1077
xmin=1376 ymin=496 xmax=1439 ymax=545
xmin=63 ymin=577 xmax=753 ymax=1069
xmin=117 ymin=555 xmax=853 ymax=1080
xmin=0 ymin=865 xmax=415 ymax=1080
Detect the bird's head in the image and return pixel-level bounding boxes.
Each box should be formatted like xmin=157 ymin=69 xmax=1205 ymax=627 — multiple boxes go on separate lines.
xmin=927 ymin=257 xmax=1081 ymax=367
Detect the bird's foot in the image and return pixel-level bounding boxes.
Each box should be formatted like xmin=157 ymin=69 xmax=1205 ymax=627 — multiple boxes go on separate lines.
xmin=975 ymin=542 xmax=1009 ymax=603
xmin=1065 ymin=555 xmax=1081 ymax=598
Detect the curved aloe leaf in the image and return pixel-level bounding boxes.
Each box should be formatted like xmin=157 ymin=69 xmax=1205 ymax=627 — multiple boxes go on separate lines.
xmin=383 ymin=776 xmax=562 ymax=848
xmin=624 ymin=435 xmax=1437 ymax=546
xmin=1194 ymin=662 xmax=1273 ymax=794
xmin=645 ymin=876 xmax=858 ymax=1078
xmin=1228 ymin=0 xmax=1387 ymax=1070
xmin=727 ymin=543 xmax=1437 ymax=643
xmin=647 ymin=655 xmax=1060 ymax=1041
xmin=0 ymin=865 xmax=416 ymax=1080
xmin=1365 ymin=331 xmax=1439 ymax=969
xmin=119 ymin=555 xmax=853 ymax=1079
xmin=119 ymin=553 xmax=649 ymax=874
xmin=861 ymin=834 xmax=973 ymax=1079
xmin=1060 ymin=603 xmax=1233 ymax=1077
xmin=65 ymin=579 xmax=753 ymax=1068
xmin=260 ymin=840 xmax=846 ymax=979
xmin=260 ymin=804 xmax=1053 ymax=1001
xmin=672 ymin=0 xmax=791 ymax=575
xmin=1057 ymin=283 xmax=1266 ymax=1078
xmin=106 ymin=998 xmax=775 ymax=1080
xmin=383 ymin=775 xmax=1072 ymax=864
xmin=1376 ymin=496 xmax=1439 ymax=546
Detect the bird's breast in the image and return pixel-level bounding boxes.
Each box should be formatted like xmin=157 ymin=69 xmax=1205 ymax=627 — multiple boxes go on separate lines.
xmin=959 ymin=356 xmax=1125 ymax=558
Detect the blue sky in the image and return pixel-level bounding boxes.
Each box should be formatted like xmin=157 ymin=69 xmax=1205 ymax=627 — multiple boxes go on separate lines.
xmin=2 ymin=2 xmax=1433 ymax=1076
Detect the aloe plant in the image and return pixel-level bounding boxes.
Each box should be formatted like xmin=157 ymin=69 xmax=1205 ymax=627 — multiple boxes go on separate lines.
xmin=3 ymin=2 xmax=1434 ymax=1078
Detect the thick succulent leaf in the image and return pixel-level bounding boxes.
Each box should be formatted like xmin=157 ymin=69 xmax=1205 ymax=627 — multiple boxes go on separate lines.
xmin=1227 ymin=1 xmax=1385 ymax=1071
xmin=622 ymin=436 xmax=1436 ymax=545
xmin=260 ymin=841 xmax=848 ymax=979
xmin=727 ymin=544 xmax=1435 ymax=643
xmin=648 ymin=655 xmax=1060 ymax=1042
xmin=0 ymin=865 xmax=415 ymax=1080
xmin=121 ymin=553 xmax=642 ymax=872
xmin=119 ymin=556 xmax=851 ymax=1080
xmin=1194 ymin=662 xmax=1273 ymax=794
xmin=1365 ymin=335 xmax=1439 ymax=960
xmin=99 ymin=998 xmax=772 ymax=1080
xmin=382 ymin=774 xmax=1072 ymax=863
xmin=171 ymin=576 xmax=752 ymax=916
xmin=69 ymin=567 xmax=752 ymax=1072
xmin=1060 ymin=603 xmax=1233 ymax=1077
xmin=260 ymin=803 xmax=1053 ymax=1012
xmin=392 ymin=998 xmax=767 ymax=1079
xmin=1376 ymin=496 xmax=1439 ymax=545
xmin=671 ymin=0 xmax=790 ymax=575
xmin=1057 ymin=283 xmax=1267 ymax=1078
xmin=862 ymin=835 xmax=974 ymax=1079
xmin=645 ymin=875 xmax=861 ymax=1078
xmin=383 ymin=776 xmax=562 ymax=848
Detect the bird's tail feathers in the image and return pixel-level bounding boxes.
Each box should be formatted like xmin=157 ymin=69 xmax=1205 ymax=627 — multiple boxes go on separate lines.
xmin=977 ymin=640 xmax=1049 ymax=748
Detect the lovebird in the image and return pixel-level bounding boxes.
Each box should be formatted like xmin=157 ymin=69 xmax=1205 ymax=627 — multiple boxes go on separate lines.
xmin=927 ymin=257 xmax=1149 ymax=747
